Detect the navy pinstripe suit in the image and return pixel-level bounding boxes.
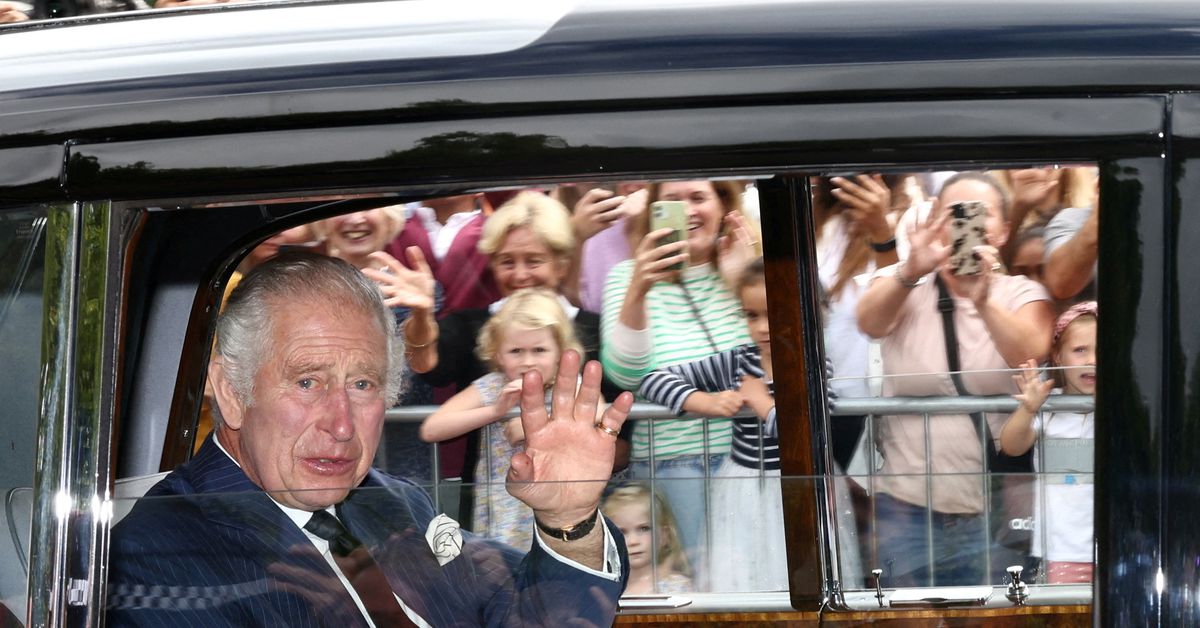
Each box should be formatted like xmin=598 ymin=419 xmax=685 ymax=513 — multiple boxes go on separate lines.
xmin=107 ymin=437 xmax=627 ymax=627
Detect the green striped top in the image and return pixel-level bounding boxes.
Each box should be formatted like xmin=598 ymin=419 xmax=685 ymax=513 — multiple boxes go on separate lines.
xmin=600 ymin=260 xmax=751 ymax=460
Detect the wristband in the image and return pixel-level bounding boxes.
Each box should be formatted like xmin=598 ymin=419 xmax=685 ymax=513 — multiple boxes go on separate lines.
xmin=535 ymin=509 xmax=599 ymax=542
xmin=870 ymin=237 xmax=897 ymax=253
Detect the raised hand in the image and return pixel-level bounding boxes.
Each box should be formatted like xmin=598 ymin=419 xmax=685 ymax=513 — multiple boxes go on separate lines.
xmin=953 ymin=244 xmax=1003 ymax=308
xmin=1012 ymin=358 xmax=1054 ymax=414
xmin=506 ymin=351 xmax=633 ymax=529
xmin=1010 ymin=167 xmax=1061 ymax=214
xmin=830 ymin=174 xmax=894 ymax=243
xmin=362 ymin=247 xmax=436 ymax=312
xmin=717 ymin=211 xmax=759 ymax=288
xmin=630 ymin=229 xmax=688 ymax=295
xmin=572 ymin=188 xmax=627 ymax=241
xmin=903 ymin=203 xmax=952 ymax=279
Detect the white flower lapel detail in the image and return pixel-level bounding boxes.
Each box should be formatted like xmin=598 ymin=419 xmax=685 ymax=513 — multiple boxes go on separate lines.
xmin=425 ymin=513 xmax=463 ymax=566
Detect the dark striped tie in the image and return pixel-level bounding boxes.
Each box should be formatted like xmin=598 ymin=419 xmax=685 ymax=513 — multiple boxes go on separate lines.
xmin=304 ymin=508 xmax=419 ymax=627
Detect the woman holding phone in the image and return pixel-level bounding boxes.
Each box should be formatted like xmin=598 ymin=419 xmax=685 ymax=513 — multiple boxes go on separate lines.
xmin=856 ymin=171 xmax=1054 ymax=588
xmin=600 ymin=179 xmax=757 ymax=589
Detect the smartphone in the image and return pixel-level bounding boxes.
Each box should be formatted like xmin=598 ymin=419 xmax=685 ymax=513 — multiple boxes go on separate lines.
xmin=649 ymin=200 xmax=688 ymax=271
xmin=947 ymin=200 xmax=988 ymax=275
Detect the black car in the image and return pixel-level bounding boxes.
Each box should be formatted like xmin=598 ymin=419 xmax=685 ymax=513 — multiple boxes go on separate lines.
xmin=2 ymin=1 xmax=1197 ymax=625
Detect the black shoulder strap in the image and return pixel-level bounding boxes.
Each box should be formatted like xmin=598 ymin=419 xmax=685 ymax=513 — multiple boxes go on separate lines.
xmin=934 ymin=274 xmax=997 ymax=470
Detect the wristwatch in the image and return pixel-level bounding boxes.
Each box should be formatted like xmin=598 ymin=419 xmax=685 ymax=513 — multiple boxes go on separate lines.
xmin=870 ymin=237 xmax=897 ymax=253
xmin=535 ymin=509 xmax=599 ymax=542
xmin=893 ymin=262 xmax=928 ymax=288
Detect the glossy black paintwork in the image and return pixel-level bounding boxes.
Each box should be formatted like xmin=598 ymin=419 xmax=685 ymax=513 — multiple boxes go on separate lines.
xmin=1166 ymin=94 xmax=1200 ymax=628
xmin=0 ymin=145 xmax=65 ymax=202
xmin=60 ymin=98 xmax=1162 ymax=202
xmin=6 ymin=2 xmax=1200 ymax=152
xmin=1094 ymin=157 xmax=1168 ymax=627
xmin=2 ymin=0 xmax=1197 ymax=623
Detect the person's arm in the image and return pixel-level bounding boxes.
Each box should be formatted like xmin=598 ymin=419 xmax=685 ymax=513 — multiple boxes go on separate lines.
xmin=638 ymin=348 xmax=744 ymax=416
xmin=419 ymin=380 xmax=517 ymax=443
xmin=856 ymin=264 xmax=919 ymax=338
xmin=416 ymin=310 xmax=483 ymax=388
xmin=978 ymin=298 xmax=1055 ymax=367
xmin=961 ymin=248 xmax=1056 ymax=367
xmin=999 ymin=359 xmax=1054 ymax=455
xmin=1043 ymin=206 xmax=1098 ymax=300
xmin=563 ymin=188 xmax=629 ymax=306
xmin=831 ymin=174 xmax=900 ymax=268
xmin=739 ymin=374 xmax=775 ymax=423
xmin=363 ymin=248 xmax=439 ymax=373
xmin=999 ymin=174 xmax=1060 ymax=264
xmin=507 ymin=351 xmax=634 ymax=570
xmin=600 ymin=261 xmax=656 ymax=390
xmin=856 ymin=205 xmax=950 ymax=338
xmin=717 ymin=211 xmax=760 ymax=291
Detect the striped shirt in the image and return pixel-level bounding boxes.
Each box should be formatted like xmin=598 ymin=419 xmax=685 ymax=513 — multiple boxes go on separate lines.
xmin=639 ymin=344 xmax=779 ymax=471
xmin=601 ymin=260 xmax=750 ymax=460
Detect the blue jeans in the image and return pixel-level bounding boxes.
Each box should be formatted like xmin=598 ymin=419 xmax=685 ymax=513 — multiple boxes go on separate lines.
xmin=628 ymin=454 xmax=725 ymax=588
xmin=873 ymin=493 xmax=988 ymax=587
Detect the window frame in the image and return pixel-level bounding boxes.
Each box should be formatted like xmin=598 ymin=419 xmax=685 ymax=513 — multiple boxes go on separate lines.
xmin=15 ymin=93 xmax=1170 ymax=624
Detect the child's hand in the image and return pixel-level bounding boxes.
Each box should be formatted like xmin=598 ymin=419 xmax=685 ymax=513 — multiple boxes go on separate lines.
xmin=493 ymin=379 xmax=524 ymax=420
xmin=502 ymin=417 xmax=526 ymax=447
xmin=683 ymin=390 xmax=744 ymax=417
xmin=1012 ymin=358 xmax=1054 ymax=413
xmin=739 ymin=375 xmax=775 ymax=421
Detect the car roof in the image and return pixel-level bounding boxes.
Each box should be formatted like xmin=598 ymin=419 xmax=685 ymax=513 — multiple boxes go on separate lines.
xmin=5 ymin=0 xmax=1200 ymax=103
xmin=0 ymin=0 xmax=1195 ymax=203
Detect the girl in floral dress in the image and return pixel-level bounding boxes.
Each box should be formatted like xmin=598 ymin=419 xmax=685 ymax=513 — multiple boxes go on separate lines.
xmin=420 ymin=288 xmax=582 ymax=549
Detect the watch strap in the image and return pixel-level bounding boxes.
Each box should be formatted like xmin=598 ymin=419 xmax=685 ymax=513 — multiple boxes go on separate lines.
xmin=870 ymin=237 xmax=897 ymax=253
xmin=535 ymin=509 xmax=599 ymax=542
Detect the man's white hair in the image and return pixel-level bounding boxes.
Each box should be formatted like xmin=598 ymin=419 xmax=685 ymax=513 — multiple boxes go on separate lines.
xmin=210 ymin=253 xmax=403 ymax=426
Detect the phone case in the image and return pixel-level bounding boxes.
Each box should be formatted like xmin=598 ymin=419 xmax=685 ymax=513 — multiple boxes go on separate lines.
xmin=649 ymin=200 xmax=688 ymax=271
xmin=947 ymin=200 xmax=988 ymax=275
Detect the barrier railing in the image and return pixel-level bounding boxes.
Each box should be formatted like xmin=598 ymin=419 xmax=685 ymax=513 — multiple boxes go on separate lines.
xmin=379 ymin=394 xmax=1096 ymax=611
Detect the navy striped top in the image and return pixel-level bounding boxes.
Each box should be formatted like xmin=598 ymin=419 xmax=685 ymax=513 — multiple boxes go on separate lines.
xmin=638 ymin=344 xmax=779 ymax=471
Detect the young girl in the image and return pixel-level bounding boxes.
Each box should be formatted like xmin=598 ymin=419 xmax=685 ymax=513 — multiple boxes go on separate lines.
xmin=602 ymin=484 xmax=693 ymax=594
xmin=420 ymin=288 xmax=583 ymax=550
xmin=999 ymin=301 xmax=1097 ymax=584
xmin=637 ymin=259 xmax=786 ymax=591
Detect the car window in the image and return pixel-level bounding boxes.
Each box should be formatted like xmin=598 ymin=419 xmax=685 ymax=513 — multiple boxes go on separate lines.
xmin=117 ymin=167 xmax=1099 ymax=617
xmin=0 ymin=207 xmax=47 ymax=626
xmin=809 ymin=166 xmax=1098 ymax=605
xmin=150 ymin=181 xmax=790 ymax=611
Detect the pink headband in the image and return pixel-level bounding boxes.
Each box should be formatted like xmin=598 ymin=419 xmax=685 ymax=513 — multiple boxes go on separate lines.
xmin=1053 ymin=300 xmax=1098 ymax=345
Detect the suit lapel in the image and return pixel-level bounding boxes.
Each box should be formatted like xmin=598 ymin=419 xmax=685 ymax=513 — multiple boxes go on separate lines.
xmin=339 ymin=471 xmax=443 ymax=624
xmin=186 ymin=437 xmax=371 ymax=628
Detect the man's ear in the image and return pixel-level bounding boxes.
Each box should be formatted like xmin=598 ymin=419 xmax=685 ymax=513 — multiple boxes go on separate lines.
xmin=208 ymin=359 xmax=246 ymax=430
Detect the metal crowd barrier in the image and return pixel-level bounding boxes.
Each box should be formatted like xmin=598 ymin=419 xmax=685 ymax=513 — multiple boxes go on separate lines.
xmin=829 ymin=394 xmax=1094 ymax=596
xmin=380 ymin=394 xmax=1096 ymax=608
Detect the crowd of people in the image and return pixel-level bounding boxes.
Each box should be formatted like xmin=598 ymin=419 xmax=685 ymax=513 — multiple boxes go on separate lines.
xmin=198 ymin=167 xmax=1098 ymax=596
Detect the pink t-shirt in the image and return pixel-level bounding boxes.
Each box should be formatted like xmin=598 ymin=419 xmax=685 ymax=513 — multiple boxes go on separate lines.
xmin=870 ymin=266 xmax=1050 ymax=513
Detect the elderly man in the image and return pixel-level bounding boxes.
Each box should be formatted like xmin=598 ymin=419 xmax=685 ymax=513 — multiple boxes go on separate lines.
xmin=107 ymin=253 xmax=633 ymax=627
